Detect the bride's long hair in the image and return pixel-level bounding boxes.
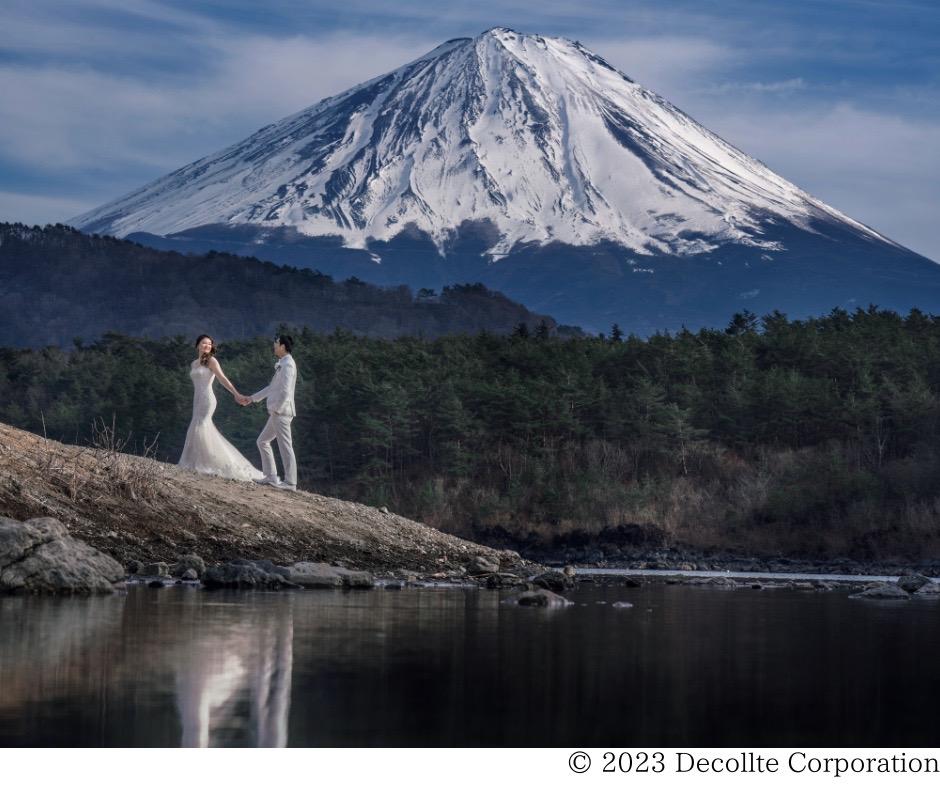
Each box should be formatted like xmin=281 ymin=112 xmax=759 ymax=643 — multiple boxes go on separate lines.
xmin=195 ymin=334 xmax=216 ymax=366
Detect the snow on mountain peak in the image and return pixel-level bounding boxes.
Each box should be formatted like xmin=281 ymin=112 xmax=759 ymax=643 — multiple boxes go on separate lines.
xmin=72 ymin=28 xmax=887 ymax=256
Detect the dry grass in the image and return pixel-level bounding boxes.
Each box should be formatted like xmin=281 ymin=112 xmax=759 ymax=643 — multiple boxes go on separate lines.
xmin=0 ymin=421 xmax=525 ymax=573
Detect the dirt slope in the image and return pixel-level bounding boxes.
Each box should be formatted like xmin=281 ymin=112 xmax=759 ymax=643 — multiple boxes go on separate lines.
xmin=0 ymin=422 xmax=527 ymax=573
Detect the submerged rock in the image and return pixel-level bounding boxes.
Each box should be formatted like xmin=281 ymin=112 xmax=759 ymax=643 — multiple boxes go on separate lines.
xmin=612 ymin=601 xmax=634 ymax=609
xmin=0 ymin=516 xmax=124 ymax=594
xmin=501 ymin=589 xmax=574 ymax=608
xmin=914 ymin=581 xmax=940 ymax=596
xmin=850 ymin=583 xmax=911 ymax=600
xmin=707 ymin=577 xmax=738 ymax=590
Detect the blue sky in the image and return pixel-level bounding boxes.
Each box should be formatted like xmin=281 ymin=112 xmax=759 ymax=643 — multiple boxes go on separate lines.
xmin=1 ymin=0 xmax=938 ymax=260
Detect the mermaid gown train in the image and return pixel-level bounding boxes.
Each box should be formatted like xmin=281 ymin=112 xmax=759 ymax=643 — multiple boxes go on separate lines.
xmin=178 ymin=361 xmax=264 ymax=482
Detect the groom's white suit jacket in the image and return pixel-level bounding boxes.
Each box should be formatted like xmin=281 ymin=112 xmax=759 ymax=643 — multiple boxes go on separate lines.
xmin=250 ymin=354 xmax=297 ymax=417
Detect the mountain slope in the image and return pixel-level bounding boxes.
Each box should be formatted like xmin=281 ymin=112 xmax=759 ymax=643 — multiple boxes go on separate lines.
xmin=72 ymin=27 xmax=939 ymax=333
xmin=73 ymin=27 xmax=887 ymax=256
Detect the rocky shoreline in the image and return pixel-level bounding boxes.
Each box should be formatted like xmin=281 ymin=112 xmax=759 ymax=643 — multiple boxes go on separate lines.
xmin=5 ymin=513 xmax=938 ymax=607
xmin=530 ymin=544 xmax=940 ymax=581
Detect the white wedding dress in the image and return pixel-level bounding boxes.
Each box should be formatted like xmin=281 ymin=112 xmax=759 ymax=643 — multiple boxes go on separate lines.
xmin=178 ymin=361 xmax=264 ymax=482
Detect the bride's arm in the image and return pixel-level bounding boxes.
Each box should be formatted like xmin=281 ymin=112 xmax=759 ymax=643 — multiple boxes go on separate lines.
xmin=207 ymin=358 xmax=242 ymax=398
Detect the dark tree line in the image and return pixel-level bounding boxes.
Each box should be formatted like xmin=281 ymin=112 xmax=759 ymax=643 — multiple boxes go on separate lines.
xmin=0 ymin=223 xmax=558 ymax=347
xmin=3 ymin=306 xmax=940 ymax=558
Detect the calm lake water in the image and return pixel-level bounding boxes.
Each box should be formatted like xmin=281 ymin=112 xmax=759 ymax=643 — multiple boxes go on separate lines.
xmin=1 ymin=582 xmax=939 ymax=747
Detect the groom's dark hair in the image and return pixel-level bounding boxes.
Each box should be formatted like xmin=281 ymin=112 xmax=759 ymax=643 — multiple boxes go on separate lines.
xmin=275 ymin=334 xmax=294 ymax=353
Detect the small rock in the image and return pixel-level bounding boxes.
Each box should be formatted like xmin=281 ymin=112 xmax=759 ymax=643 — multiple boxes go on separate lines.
xmin=147 ymin=580 xmax=164 ymax=589
xmin=181 ymin=568 xmax=198 ymax=581
xmin=485 ymin=572 xmax=525 ymax=589
xmin=850 ymin=583 xmax=911 ymax=600
xmin=531 ymin=570 xmax=573 ymax=593
xmin=287 ymin=562 xmax=343 ymax=588
xmin=467 ymin=555 xmax=500 ymax=576
xmin=612 ymin=601 xmax=634 ymax=609
xmin=242 ymin=558 xmax=291 ymax=578
xmin=622 ymin=577 xmax=642 ymax=588
xmin=203 ymin=560 xmax=299 ymax=590
xmin=379 ymin=506 xmax=389 ymax=514
xmin=171 ymin=554 xmax=206 ymax=578
xmin=563 ymin=565 xmax=577 ymax=578
xmin=897 ymin=574 xmax=932 ymax=593
xmin=143 ymin=562 xmax=170 ymax=577
xmin=287 ymin=562 xmax=374 ymax=589
xmin=501 ymin=589 xmax=574 ymax=608
xmin=341 ymin=570 xmax=375 ymax=589
xmin=126 ymin=559 xmax=145 ymax=575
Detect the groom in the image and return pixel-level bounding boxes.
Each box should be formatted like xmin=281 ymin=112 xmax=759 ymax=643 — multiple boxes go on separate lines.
xmin=238 ymin=334 xmax=298 ymax=491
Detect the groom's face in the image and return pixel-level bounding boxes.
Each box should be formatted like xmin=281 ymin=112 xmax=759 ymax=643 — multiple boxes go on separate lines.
xmin=273 ymin=340 xmax=285 ymax=358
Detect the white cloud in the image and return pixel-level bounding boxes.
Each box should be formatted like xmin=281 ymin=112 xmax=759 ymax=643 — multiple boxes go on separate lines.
xmin=698 ymin=77 xmax=807 ymax=95
xmin=0 ymin=33 xmax=439 ymax=176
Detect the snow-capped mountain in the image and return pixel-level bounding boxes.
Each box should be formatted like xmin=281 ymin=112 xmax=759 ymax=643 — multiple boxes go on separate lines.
xmin=74 ymin=27 xmax=886 ymax=256
xmin=73 ymin=28 xmax=938 ymax=334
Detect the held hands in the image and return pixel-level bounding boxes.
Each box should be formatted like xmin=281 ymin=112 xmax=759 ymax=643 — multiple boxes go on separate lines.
xmin=235 ymin=393 xmax=252 ymax=406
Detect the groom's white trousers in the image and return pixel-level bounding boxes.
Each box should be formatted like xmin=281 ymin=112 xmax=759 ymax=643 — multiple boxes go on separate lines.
xmin=257 ymin=414 xmax=296 ymax=486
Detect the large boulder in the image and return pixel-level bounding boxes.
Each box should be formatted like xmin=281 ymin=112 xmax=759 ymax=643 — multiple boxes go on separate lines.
xmin=0 ymin=516 xmax=124 ymax=594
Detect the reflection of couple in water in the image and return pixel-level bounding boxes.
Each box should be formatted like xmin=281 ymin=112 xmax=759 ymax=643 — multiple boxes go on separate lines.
xmin=178 ymin=334 xmax=297 ymax=491
xmin=175 ymin=596 xmax=294 ymax=747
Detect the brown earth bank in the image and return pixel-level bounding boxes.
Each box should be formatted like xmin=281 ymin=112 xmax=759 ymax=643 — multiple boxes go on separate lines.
xmin=0 ymin=422 xmax=533 ymax=576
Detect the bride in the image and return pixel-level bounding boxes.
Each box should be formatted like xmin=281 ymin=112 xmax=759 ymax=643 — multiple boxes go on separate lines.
xmin=178 ymin=335 xmax=263 ymax=482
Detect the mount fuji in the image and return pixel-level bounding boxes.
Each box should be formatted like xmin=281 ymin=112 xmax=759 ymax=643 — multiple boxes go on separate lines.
xmin=73 ymin=27 xmax=940 ymax=334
